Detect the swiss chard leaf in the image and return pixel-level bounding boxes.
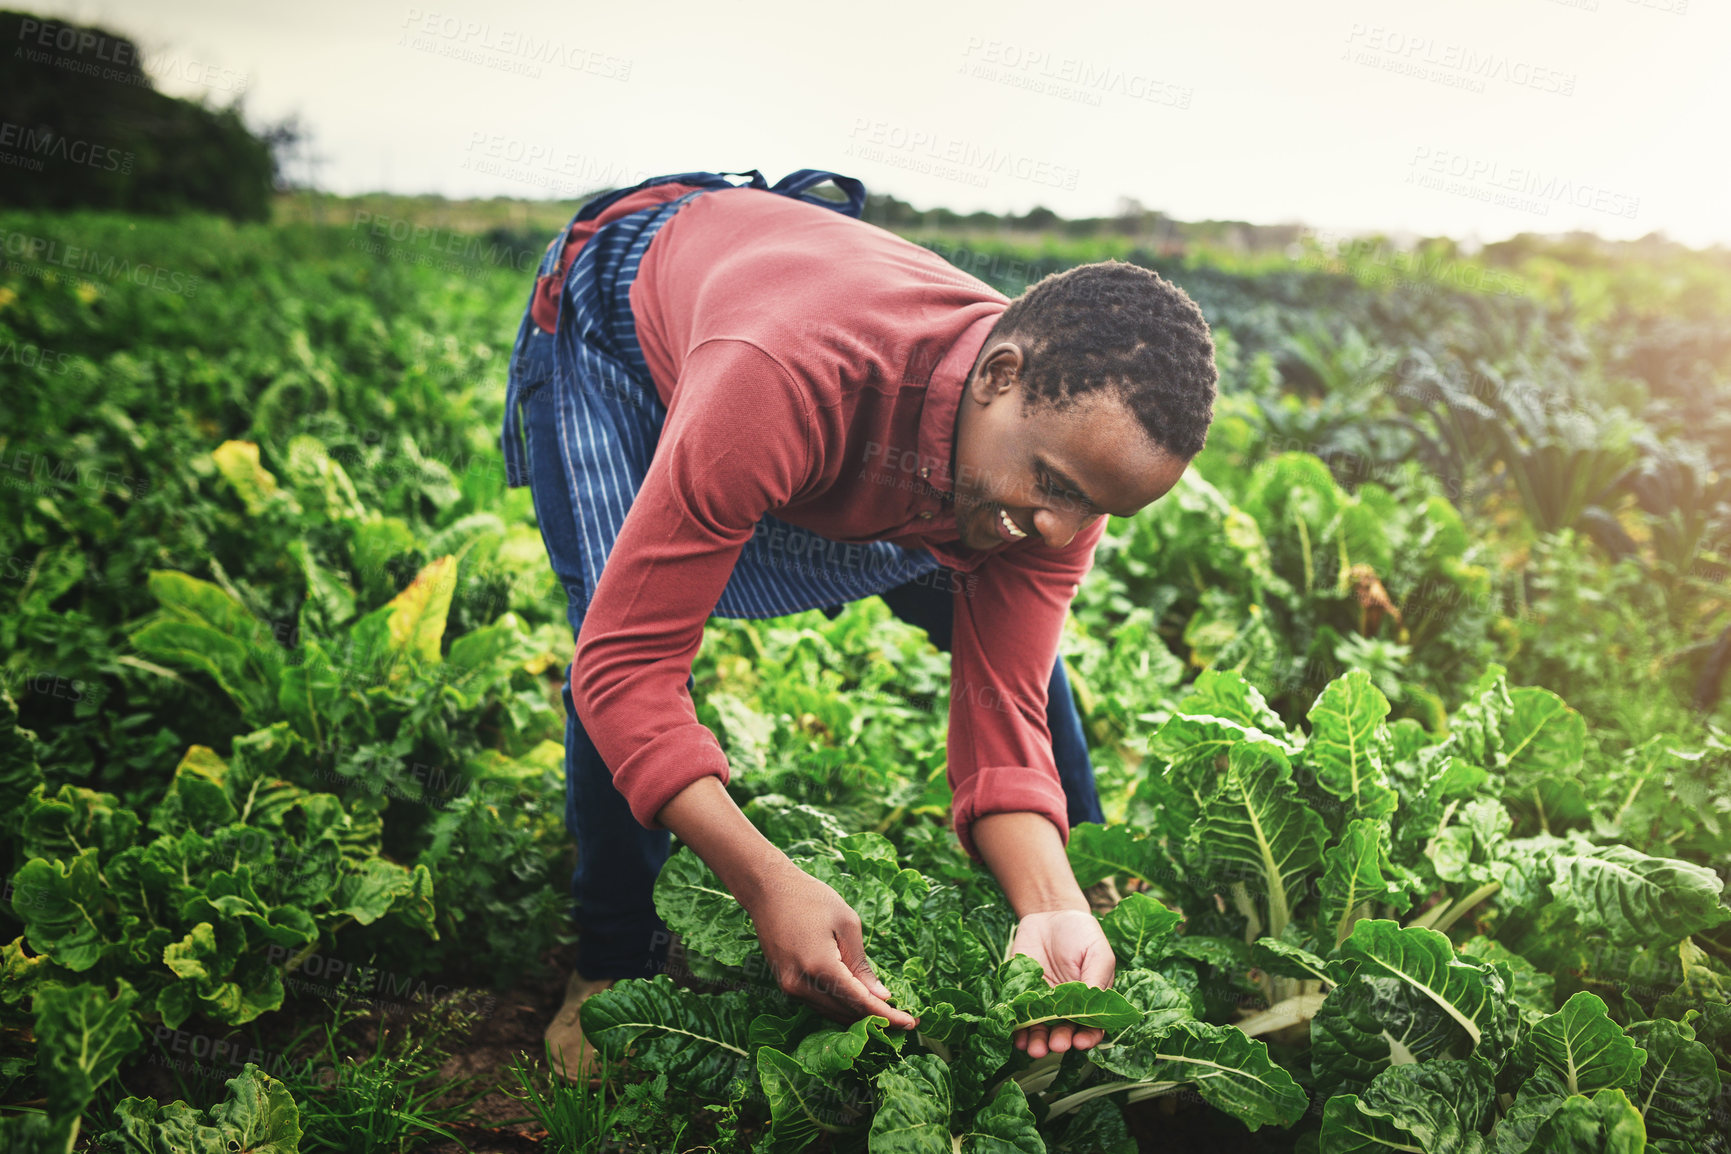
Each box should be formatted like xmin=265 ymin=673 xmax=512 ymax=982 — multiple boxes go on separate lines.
xmin=1303 ymin=670 xmax=1400 ymax=827
xmin=1183 ymin=737 xmax=1328 ymax=941
xmin=1624 ymin=1014 xmax=1721 ymax=1149
xmin=1529 ymin=992 xmax=1647 ymax=1096
xmin=99 ymin=1062 xmax=301 ymax=1154
xmin=1087 ymin=1020 xmax=1308 ymax=1131
xmin=580 ymin=973 xmax=766 ymax=1101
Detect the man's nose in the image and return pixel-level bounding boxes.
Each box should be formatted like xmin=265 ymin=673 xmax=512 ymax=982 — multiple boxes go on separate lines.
xmin=1033 ymin=502 xmax=1091 ymax=549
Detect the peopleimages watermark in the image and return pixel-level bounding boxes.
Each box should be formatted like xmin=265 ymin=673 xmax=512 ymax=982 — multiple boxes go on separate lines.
xmin=13 ymin=17 xmax=251 ymax=94
xmin=957 ymin=37 xmax=1194 ymax=110
xmin=1 ymin=445 xmax=148 ymax=500
xmin=0 ymin=668 xmax=94 ymax=705
xmin=150 ymin=1025 xmax=358 ymax=1089
xmin=845 ymin=118 xmax=1080 ymax=192
xmin=859 ymin=439 xmax=1097 ymax=521
xmin=0 ymin=123 xmax=133 ymax=175
xmin=461 ymin=133 xmax=648 ymax=198
xmin=0 ymin=227 xmax=202 ymax=297
xmin=347 ymin=209 xmax=540 ymax=274
xmin=264 ymin=944 xmax=501 ymax=1016
xmin=1342 ymin=23 xmax=1577 ymax=96
xmin=0 ymin=338 xmax=82 ymax=376
xmin=1405 ymin=147 xmax=1640 ymax=221
xmin=397 ymin=8 xmax=631 ymax=81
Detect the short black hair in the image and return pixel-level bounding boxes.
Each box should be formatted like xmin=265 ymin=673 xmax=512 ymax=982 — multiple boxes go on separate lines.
xmin=987 ymin=260 xmax=1218 ymax=460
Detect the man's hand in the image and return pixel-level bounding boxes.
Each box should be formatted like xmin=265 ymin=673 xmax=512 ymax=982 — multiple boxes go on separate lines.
xmin=970 ymin=811 xmax=1119 ymax=1057
xmin=1007 ymin=908 xmax=1116 ymax=1057
xmin=742 ymin=861 xmax=919 ymax=1032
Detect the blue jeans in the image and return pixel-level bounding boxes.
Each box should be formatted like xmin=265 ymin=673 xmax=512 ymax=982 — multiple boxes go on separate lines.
xmin=516 ymin=318 xmax=1105 ymax=983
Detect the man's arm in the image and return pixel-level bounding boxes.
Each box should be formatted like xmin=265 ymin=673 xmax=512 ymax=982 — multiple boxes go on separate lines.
xmin=944 ymin=516 xmax=1108 ymax=866
xmin=655 ymin=776 xmax=799 ymax=907
xmin=945 ymin=520 xmax=1115 ymax=1059
xmin=971 ymin=811 xmax=1089 ymax=916
xmin=655 ymin=778 xmax=918 ymax=1030
xmin=570 ymin=338 xmax=913 ymax=1029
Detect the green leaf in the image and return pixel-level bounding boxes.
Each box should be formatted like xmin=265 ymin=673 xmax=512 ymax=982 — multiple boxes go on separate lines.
xmin=1253 ymin=938 xmax=1344 ymax=987
xmin=1065 ymin=823 xmax=1169 ymax=890
xmin=1305 ymin=671 xmax=1399 ymax=824
xmin=1531 ymin=993 xmax=1647 ymax=1095
xmin=1005 ymin=983 xmax=1140 ymax=1035
xmin=1427 ymin=798 xmax=1509 ymax=890
xmin=2 ymin=935 xmax=54 ymax=1012
xmin=33 ymin=977 xmax=144 ymax=1117
xmin=740 ymin=794 xmax=850 ymax=850
xmin=1526 ymin=1088 xmax=1648 ymax=1154
xmin=1337 ymin=921 xmax=1518 ymax=1055
xmin=869 ymin=1052 xmax=952 ymax=1153
xmin=1112 ymin=969 xmax=1201 ymax=1029
xmin=351 ymin=555 xmax=457 ymax=669
xmin=1099 ymin=892 xmax=1183 ymax=969
xmin=1089 ymin=1020 xmax=1308 ymax=1131
xmin=1314 ymin=922 xmax=1517 ymax=1097
xmin=791 ymin=1014 xmax=904 ymax=1077
xmin=1177 ymin=668 xmax=1291 ymax=736
xmin=129 ymin=620 xmax=276 ymax=723
xmin=0 ymin=1112 xmax=79 ymax=1153
xmin=1184 ymin=738 xmax=1328 ymax=940
xmin=580 ymin=974 xmax=761 ymax=1100
xmin=1320 ymin=1057 xmax=1497 ymax=1153
xmin=99 ymin=1063 xmax=301 ymax=1154
xmin=956 ymin=1079 xmax=1044 ymax=1153
xmin=1388 ymin=752 xmax=1489 ymax=882
xmin=14 ymin=850 xmax=109 ymax=972
xmin=1549 ymin=845 xmax=1728 ymax=947
xmin=332 ymin=858 xmax=438 ymax=933
xmin=1624 ymin=1015 xmax=1721 ymax=1148
xmin=1446 ymin=665 xmax=1513 ymax=772
xmin=1456 ymin=939 xmax=1555 ymax=1024
xmin=652 ymin=848 xmax=758 ymax=968
xmin=1490 ymin=1069 xmax=1573 ymax=1154
xmin=756 ymin=1047 xmax=865 ymax=1149
xmin=1500 ymin=686 xmax=1587 ymax=787
xmin=145 ymin=569 xmax=265 ymax=641
xmin=20 ymin=780 xmax=140 ymax=862
xmin=1050 ymin=1094 xmax=1137 ymax=1154
xmin=276 ymin=638 xmax=348 ymax=746
xmin=0 ymin=693 xmax=45 ymax=834
xmin=159 ymin=919 xmax=282 ymax=1029
xmin=149 ymin=746 xmax=238 ymax=836
xmin=283 ymin=434 xmax=367 ymax=522
xmin=1320 ymin=819 xmax=1408 ymax=948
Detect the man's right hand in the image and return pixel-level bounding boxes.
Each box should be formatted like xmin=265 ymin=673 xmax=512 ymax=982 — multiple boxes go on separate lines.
xmin=743 ymin=862 xmax=919 ymax=1032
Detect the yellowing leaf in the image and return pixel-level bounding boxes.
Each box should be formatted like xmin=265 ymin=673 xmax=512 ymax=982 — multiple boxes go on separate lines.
xmin=382 ymin=555 xmax=456 ymax=665
xmin=212 ymin=441 xmax=296 ymax=516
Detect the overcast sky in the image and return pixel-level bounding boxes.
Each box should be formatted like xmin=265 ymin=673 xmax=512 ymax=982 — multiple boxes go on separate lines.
xmin=30 ymin=0 xmax=1731 ymax=248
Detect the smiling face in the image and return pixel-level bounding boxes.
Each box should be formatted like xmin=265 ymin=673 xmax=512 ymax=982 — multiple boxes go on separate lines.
xmin=949 ymin=340 xmax=1190 ymax=553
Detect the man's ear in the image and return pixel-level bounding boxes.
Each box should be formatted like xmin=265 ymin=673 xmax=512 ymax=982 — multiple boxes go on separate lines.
xmin=971 ymin=341 xmax=1024 ymax=402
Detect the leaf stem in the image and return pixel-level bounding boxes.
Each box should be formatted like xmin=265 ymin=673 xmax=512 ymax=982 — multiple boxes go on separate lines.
xmin=1430 ymin=882 xmax=1501 ymax=934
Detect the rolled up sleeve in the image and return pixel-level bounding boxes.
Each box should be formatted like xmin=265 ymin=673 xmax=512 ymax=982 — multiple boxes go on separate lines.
xmin=946 ymin=517 xmax=1106 ymax=864
xmin=570 ymin=338 xmax=812 ymax=829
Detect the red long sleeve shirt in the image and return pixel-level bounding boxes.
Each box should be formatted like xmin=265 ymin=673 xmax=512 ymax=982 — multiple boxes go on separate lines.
xmin=536 ymin=183 xmax=1105 ymax=864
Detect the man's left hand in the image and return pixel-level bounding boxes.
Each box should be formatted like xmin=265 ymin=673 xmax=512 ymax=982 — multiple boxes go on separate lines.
xmin=1006 ymin=908 xmax=1117 ymax=1058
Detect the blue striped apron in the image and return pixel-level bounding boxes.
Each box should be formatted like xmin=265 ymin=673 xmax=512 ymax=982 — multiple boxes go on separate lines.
xmin=502 ymin=170 xmax=942 ymax=621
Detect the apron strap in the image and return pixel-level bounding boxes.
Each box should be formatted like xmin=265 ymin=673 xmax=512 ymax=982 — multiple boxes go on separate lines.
xmin=575 ymin=168 xmax=866 ymax=224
